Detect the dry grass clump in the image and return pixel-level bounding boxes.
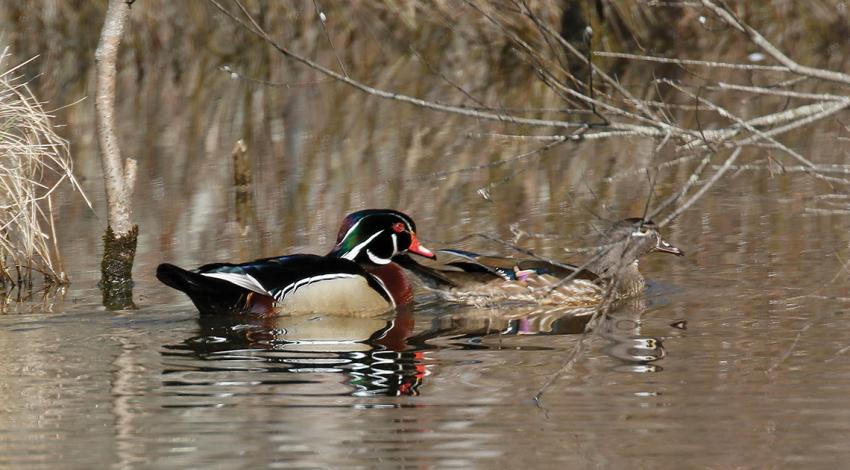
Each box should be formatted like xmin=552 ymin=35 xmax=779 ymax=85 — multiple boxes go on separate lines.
xmin=0 ymin=46 xmax=87 ymax=289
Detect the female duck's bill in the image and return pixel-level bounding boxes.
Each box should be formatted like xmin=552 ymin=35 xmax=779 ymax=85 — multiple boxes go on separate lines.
xmin=156 ymin=209 xmax=434 ymax=316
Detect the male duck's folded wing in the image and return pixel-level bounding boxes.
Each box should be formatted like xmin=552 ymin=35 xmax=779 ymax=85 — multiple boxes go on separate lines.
xmin=159 ymin=255 xmax=396 ymax=315
xmin=197 ymin=254 xmax=394 ymax=304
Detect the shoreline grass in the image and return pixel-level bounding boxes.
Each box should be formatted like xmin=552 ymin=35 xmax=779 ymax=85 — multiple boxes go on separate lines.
xmin=0 ymin=46 xmax=87 ymax=290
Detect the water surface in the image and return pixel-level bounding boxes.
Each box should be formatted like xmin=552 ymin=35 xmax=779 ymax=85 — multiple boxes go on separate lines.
xmin=2 ymin=3 xmax=850 ymax=467
xmin=3 ymin=168 xmax=850 ymax=469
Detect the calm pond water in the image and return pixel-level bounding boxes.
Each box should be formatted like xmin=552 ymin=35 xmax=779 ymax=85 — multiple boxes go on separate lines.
xmin=3 ymin=3 xmax=850 ymax=467
xmin=4 ymin=158 xmax=850 ymax=468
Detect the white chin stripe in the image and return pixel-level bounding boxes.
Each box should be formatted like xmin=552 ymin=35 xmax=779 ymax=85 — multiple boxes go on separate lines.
xmin=201 ymin=272 xmax=270 ymax=296
xmin=342 ymin=230 xmax=384 ymax=261
xmin=367 ymin=249 xmax=392 ymax=265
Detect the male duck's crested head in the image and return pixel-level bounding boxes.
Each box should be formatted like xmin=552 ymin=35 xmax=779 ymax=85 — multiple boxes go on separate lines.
xmin=330 ymin=209 xmax=435 ymax=265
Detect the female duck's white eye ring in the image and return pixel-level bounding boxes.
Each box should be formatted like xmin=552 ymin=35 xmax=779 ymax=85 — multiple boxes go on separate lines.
xmin=631 ymin=224 xmax=651 ymax=237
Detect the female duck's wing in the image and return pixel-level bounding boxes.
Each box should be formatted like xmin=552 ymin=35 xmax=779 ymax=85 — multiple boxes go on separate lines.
xmin=395 ymin=250 xmax=507 ymax=288
xmin=511 ymin=259 xmax=599 ymax=282
xmin=438 ymin=249 xmax=599 ymax=282
xmin=397 ymin=248 xmax=600 ymax=291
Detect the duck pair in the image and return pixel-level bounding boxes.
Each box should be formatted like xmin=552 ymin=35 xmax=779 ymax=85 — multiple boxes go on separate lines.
xmin=157 ymin=210 xmax=683 ymax=315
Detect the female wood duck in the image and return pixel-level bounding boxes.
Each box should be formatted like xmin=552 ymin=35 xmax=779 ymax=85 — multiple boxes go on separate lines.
xmin=396 ymin=218 xmax=683 ymax=307
xmin=156 ymin=209 xmax=435 ymax=315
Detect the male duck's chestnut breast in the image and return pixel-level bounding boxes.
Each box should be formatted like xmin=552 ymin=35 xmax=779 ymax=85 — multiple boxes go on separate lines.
xmin=366 ymin=263 xmax=414 ymax=306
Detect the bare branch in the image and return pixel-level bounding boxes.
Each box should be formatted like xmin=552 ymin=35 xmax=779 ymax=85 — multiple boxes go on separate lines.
xmin=715 ymin=82 xmax=846 ymax=102
xmin=701 ymin=0 xmax=850 ymax=86
xmin=311 ymin=0 xmax=348 ymax=77
xmin=659 ymin=147 xmax=743 ymax=226
xmin=595 ymin=51 xmax=790 ymax=72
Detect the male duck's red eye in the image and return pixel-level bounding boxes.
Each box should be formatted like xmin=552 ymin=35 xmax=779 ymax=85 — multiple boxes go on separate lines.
xmin=392 ymin=222 xmax=406 ymax=233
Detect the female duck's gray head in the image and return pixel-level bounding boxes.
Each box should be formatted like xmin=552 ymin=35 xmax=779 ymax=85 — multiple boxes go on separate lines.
xmin=589 ymin=218 xmax=683 ymax=278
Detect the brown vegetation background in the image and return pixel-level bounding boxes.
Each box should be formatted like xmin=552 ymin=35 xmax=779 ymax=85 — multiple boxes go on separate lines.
xmin=1 ymin=0 xmax=848 ymax=283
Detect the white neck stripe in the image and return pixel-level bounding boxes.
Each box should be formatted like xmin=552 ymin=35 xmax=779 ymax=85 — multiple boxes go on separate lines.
xmin=367 ymin=249 xmax=392 ymax=265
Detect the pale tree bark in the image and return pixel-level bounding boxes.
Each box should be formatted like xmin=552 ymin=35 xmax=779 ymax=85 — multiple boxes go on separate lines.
xmin=95 ymin=0 xmax=137 ymax=310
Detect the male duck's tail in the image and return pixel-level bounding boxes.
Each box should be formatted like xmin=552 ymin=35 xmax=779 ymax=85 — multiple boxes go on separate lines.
xmin=156 ymin=263 xmax=209 ymax=293
xmin=156 ymin=263 xmax=250 ymax=314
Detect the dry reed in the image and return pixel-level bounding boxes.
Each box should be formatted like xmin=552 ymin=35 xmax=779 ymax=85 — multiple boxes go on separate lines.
xmin=0 ymin=46 xmax=87 ymax=289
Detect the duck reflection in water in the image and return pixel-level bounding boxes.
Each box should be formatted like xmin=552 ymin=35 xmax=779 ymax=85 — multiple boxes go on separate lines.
xmin=164 ymin=294 xmax=667 ymax=401
xmin=164 ymin=305 xmax=428 ymax=397
xmin=414 ymin=295 xmax=666 ymax=370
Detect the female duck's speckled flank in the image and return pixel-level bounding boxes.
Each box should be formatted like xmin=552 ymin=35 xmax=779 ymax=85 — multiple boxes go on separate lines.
xmin=157 ymin=209 xmax=435 ymax=315
xmin=397 ymin=218 xmax=683 ymax=307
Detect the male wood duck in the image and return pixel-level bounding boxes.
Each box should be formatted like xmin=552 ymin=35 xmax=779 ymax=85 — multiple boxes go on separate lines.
xmin=156 ymin=209 xmax=435 ymax=315
xmin=396 ymin=218 xmax=683 ymax=307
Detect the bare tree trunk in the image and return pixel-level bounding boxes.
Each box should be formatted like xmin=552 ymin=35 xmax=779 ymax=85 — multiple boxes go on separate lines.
xmin=95 ymin=0 xmax=137 ymax=310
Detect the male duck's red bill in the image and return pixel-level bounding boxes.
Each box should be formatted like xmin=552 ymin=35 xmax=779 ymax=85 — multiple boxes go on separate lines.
xmin=406 ymin=234 xmax=435 ymax=259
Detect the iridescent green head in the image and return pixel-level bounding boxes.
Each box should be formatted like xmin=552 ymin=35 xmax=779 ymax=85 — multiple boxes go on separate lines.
xmin=328 ymin=209 xmax=435 ymax=265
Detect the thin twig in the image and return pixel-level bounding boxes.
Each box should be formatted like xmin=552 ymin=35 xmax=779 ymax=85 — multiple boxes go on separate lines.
xmin=311 ymin=0 xmax=348 ymax=77
xmin=595 ymin=51 xmax=790 ymax=72
xmin=659 ymin=147 xmax=743 ymax=226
